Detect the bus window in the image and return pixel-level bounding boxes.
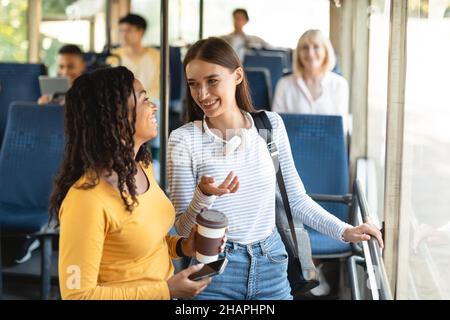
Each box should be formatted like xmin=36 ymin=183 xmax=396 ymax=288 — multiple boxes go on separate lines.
xmin=203 ymin=0 xmax=329 ymax=48
xmin=130 ymin=0 xmax=329 ymax=49
xmin=367 ymin=0 xmax=390 ymax=223
xmin=130 ymin=0 xmax=200 ymax=46
xmin=40 ymin=0 xmax=106 ymax=76
xmin=0 ymin=0 xmax=28 ymax=62
xmin=398 ymin=0 xmax=450 ymax=299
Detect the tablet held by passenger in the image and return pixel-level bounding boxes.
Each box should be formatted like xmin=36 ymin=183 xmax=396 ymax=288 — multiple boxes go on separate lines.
xmin=37 ymin=44 xmax=85 ymax=105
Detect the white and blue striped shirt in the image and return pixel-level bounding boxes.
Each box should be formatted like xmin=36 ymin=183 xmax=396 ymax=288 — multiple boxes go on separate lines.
xmin=168 ymin=111 xmax=351 ymax=244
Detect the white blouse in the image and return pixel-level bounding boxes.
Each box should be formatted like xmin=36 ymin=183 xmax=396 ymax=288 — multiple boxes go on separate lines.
xmin=272 ymin=72 xmax=349 ymax=131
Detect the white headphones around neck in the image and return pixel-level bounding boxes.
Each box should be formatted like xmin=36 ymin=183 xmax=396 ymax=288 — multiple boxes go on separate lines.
xmin=224 ymin=135 xmax=242 ymax=155
xmin=202 ymin=116 xmax=247 ymax=156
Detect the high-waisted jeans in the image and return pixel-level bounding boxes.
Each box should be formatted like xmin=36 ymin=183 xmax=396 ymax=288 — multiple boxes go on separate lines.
xmin=193 ymin=229 xmax=293 ymax=300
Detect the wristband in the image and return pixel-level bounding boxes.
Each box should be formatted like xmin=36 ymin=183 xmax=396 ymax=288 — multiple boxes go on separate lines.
xmin=176 ymin=237 xmax=188 ymax=258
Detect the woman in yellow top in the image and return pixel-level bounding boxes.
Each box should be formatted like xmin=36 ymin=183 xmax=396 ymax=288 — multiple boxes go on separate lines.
xmin=49 ymin=66 xmax=218 ymax=300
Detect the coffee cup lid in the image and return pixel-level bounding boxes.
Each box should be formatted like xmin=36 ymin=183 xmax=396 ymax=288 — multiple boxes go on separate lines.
xmin=196 ymin=209 xmax=228 ymax=229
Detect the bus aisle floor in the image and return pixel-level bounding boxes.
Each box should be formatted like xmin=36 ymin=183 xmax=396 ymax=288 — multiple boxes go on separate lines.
xmin=1 ymin=247 xmax=60 ymax=300
xmin=294 ymin=259 xmax=351 ymax=300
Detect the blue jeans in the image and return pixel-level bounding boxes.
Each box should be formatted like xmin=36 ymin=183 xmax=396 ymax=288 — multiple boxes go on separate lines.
xmin=193 ymin=230 xmax=293 ymax=300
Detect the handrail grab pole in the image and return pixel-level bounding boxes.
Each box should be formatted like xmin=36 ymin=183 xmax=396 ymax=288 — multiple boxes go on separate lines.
xmin=354 ymin=180 xmax=393 ymax=300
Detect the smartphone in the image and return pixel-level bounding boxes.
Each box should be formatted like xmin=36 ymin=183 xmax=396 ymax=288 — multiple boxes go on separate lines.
xmin=188 ymin=258 xmax=228 ymax=281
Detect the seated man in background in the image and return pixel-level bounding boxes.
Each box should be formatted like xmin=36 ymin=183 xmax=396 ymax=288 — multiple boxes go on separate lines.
xmin=110 ymin=13 xmax=160 ymax=101
xmin=38 ymin=44 xmax=86 ymax=105
xmin=109 ymin=13 xmax=161 ymax=161
xmin=221 ymin=8 xmax=269 ymax=61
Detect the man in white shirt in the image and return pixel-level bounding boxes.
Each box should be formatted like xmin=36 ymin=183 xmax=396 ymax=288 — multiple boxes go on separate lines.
xmin=110 ymin=13 xmax=160 ymax=102
xmin=109 ymin=13 xmax=161 ymax=155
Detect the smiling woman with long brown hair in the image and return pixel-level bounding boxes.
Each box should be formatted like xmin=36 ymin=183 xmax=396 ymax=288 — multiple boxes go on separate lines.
xmin=49 ymin=66 xmax=220 ymax=300
xmin=168 ymin=37 xmax=383 ymax=300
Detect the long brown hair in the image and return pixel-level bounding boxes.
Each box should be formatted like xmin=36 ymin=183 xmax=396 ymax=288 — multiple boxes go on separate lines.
xmin=183 ymin=37 xmax=255 ymax=122
xmin=49 ymin=66 xmax=151 ymax=223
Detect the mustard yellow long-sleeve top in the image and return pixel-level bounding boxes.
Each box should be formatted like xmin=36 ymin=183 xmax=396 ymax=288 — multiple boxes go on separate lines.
xmin=58 ymin=164 xmax=181 ymax=300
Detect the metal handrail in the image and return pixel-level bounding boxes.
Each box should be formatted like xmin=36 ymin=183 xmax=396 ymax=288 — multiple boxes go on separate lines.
xmin=308 ymin=193 xmax=352 ymax=204
xmin=348 ymin=255 xmax=365 ymax=300
xmin=159 ymin=0 xmax=169 ymax=190
xmin=353 ymin=179 xmax=393 ymax=300
xmin=308 ymin=192 xmax=363 ymax=256
xmin=308 ymin=186 xmax=390 ymax=301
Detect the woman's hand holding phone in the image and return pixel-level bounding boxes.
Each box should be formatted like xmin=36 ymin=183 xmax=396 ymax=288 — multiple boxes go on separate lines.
xmin=169 ymin=225 xmax=229 ymax=298
xmin=167 ymin=263 xmax=211 ymax=299
xmin=188 ymin=258 xmax=228 ymax=281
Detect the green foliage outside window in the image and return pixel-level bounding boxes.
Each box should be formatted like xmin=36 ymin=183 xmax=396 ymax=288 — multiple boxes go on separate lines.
xmin=41 ymin=0 xmax=80 ymax=75
xmin=42 ymin=0 xmax=78 ymax=18
xmin=0 ymin=0 xmax=28 ymax=62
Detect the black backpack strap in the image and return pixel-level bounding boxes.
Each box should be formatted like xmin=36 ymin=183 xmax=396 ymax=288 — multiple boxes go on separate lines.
xmin=251 ymin=111 xmax=301 ymax=260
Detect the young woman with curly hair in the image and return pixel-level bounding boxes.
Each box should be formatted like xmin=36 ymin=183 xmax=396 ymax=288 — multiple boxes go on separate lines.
xmin=50 ymin=66 xmax=221 ymax=300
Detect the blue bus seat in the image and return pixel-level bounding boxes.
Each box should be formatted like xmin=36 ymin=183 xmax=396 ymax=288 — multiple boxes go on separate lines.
xmin=152 ymin=46 xmax=184 ymax=106
xmin=150 ymin=46 xmax=184 ymax=134
xmin=169 ymin=46 xmax=183 ymax=103
xmin=243 ymin=53 xmax=285 ymax=96
xmin=83 ymin=51 xmax=113 ymax=73
xmin=279 ymin=114 xmax=351 ymax=257
xmin=0 ymin=102 xmax=64 ymax=299
xmin=0 ymin=63 xmax=46 ymax=146
xmin=250 ymin=47 xmax=293 ymax=74
xmin=245 ymin=67 xmax=272 ymax=111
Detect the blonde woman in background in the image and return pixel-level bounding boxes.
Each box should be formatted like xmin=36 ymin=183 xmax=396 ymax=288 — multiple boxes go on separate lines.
xmin=272 ymin=29 xmax=349 ymax=133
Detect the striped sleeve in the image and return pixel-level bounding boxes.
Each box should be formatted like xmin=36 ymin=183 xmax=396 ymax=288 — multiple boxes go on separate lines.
xmin=167 ymin=126 xmax=217 ymax=237
xmin=268 ymin=112 xmax=352 ymax=241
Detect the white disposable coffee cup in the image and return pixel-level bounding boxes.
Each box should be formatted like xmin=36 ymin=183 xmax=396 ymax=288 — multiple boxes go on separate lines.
xmin=195 ymin=209 xmax=228 ymax=263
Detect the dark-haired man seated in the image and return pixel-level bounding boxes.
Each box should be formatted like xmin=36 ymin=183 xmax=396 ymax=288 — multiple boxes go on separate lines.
xmin=221 ymin=8 xmax=269 ymax=61
xmin=109 ymin=13 xmax=161 ymax=161
xmin=38 ymin=44 xmax=86 ymax=105
xmin=110 ymin=13 xmax=160 ymax=102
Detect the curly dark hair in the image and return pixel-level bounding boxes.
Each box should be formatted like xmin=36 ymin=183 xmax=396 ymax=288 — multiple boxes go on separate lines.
xmin=49 ymin=66 xmax=152 ymax=223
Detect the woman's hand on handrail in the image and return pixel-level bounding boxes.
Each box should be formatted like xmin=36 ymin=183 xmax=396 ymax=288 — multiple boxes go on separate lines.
xmin=343 ymin=222 xmax=384 ymax=248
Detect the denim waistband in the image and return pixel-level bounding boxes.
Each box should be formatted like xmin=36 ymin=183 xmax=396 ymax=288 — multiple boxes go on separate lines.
xmin=225 ymin=229 xmax=280 ymax=256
